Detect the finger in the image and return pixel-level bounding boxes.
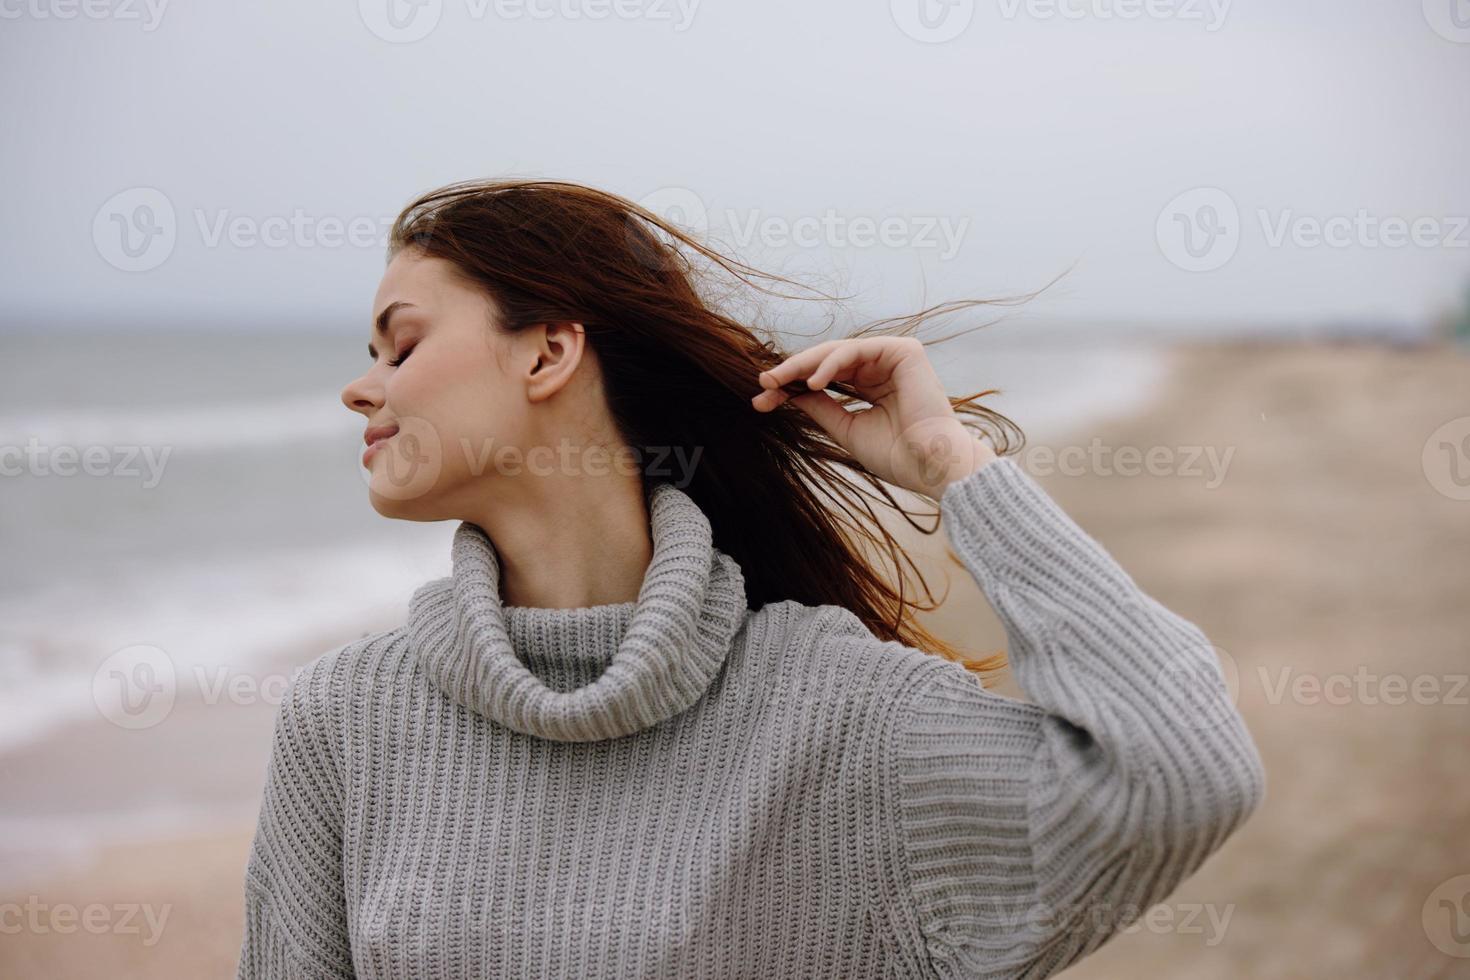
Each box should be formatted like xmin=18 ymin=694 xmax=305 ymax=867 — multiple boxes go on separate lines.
xmin=806 ymin=342 xmax=876 ymax=392
xmin=750 ymin=387 xmax=791 ymax=412
xmin=758 ymin=340 xmax=848 ymax=390
xmin=789 ymin=390 xmax=854 ymax=441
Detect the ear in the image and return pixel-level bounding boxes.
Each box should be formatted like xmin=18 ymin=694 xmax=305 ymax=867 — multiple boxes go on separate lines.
xmin=524 ymin=322 xmax=587 ymax=401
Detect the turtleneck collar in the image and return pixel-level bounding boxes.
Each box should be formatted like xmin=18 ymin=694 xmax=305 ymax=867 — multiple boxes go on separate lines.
xmin=406 ymin=481 xmax=749 ymax=743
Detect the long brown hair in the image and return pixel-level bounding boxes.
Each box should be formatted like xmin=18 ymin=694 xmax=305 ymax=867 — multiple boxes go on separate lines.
xmin=387 ymin=178 xmax=1057 ymax=680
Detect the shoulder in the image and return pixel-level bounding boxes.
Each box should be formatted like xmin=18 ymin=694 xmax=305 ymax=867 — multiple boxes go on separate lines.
xmin=736 ymin=599 xmax=962 ymax=711
xmin=261 ymin=628 xmax=416 ymax=784
xmin=746 ymin=598 xmax=870 ymax=640
xmin=739 ymin=599 xmax=878 ymax=666
xmin=279 ymin=626 xmax=414 ymax=725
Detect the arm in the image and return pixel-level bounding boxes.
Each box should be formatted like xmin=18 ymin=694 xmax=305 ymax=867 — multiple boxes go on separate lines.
xmin=236 ymin=653 xmax=355 ymax=980
xmin=893 ymin=455 xmax=1266 ymax=979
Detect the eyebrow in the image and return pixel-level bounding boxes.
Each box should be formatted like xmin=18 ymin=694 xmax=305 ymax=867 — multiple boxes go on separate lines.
xmin=367 ymin=301 xmax=416 ymax=360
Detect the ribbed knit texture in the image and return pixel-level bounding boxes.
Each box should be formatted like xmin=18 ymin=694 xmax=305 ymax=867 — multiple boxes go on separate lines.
xmin=407 ymin=479 xmax=748 ymax=742
xmin=237 ymin=457 xmax=1266 ymax=980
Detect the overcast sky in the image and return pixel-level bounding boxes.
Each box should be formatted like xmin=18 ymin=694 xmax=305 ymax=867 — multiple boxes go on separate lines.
xmin=2 ymin=0 xmax=1467 ymax=334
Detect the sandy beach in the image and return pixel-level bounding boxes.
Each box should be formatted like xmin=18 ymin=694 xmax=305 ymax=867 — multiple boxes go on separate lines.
xmin=3 ymin=337 xmax=1468 ymax=978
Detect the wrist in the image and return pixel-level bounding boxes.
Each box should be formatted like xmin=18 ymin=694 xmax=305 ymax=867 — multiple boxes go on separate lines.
xmin=937 ymin=438 xmax=999 ymax=494
xmin=891 ymin=417 xmax=1001 ymax=501
xmin=908 ymin=434 xmax=998 ymax=503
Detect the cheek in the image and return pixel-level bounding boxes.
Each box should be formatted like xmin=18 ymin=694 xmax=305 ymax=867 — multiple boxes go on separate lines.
xmin=383 ymin=359 xmax=424 ymax=408
xmin=380 ymin=356 xmax=461 ymax=477
xmin=384 ymin=347 xmax=469 ymax=426
xmin=386 ymin=341 xmax=536 ymax=484
xmin=446 ymin=388 xmax=530 ymax=472
xmin=398 ymin=358 xmax=519 ymax=476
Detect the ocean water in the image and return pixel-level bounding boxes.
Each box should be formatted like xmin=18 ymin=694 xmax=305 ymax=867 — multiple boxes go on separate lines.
xmin=0 ymin=323 xmax=1171 ymax=752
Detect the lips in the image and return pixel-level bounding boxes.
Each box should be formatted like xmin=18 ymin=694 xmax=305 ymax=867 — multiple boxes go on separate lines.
xmin=364 ymin=424 xmax=400 ymax=448
xmin=362 ymin=423 xmax=399 ymax=467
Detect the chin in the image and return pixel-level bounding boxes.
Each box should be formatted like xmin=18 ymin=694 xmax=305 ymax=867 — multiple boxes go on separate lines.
xmin=366 ymin=483 xmax=444 ymax=522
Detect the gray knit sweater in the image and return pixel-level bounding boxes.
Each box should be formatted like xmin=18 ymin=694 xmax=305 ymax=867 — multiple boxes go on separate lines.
xmin=236 ymin=456 xmax=1265 ymax=980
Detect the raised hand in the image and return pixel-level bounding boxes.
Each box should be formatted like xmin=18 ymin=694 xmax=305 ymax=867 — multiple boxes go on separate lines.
xmin=751 ymin=337 xmax=998 ymax=501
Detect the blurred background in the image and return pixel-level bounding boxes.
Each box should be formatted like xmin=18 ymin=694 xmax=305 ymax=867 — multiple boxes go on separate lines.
xmin=2 ymin=1 xmax=1468 ymax=977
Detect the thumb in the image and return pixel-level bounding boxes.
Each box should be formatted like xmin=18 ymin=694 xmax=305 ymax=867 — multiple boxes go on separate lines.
xmin=789 ymin=389 xmax=853 ymax=443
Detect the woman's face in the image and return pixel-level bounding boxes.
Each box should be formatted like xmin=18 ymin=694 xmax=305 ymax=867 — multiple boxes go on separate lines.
xmin=340 ymin=249 xmax=547 ymax=520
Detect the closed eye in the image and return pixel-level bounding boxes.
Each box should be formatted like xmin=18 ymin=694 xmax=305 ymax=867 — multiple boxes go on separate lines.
xmin=387 ymin=345 xmax=414 ymax=367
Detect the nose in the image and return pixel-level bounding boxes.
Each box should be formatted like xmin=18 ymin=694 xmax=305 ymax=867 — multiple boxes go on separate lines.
xmin=341 ymin=368 xmax=383 ymax=417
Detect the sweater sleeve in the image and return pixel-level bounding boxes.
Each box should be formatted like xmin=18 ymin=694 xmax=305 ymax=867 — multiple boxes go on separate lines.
xmin=236 ymin=654 xmax=356 ymax=980
xmin=893 ymin=456 xmax=1266 ymax=980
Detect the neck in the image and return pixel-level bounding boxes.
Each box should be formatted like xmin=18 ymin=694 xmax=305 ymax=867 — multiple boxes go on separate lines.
xmin=462 ymin=470 xmax=653 ymax=609
xmin=407 ymin=478 xmax=750 ymax=742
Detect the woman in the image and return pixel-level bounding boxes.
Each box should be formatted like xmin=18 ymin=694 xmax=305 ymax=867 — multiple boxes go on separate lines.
xmin=236 ymin=179 xmax=1265 ymax=979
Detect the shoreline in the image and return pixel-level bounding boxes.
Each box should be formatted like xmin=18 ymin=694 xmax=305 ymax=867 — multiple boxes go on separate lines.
xmin=5 ymin=336 xmax=1468 ymax=978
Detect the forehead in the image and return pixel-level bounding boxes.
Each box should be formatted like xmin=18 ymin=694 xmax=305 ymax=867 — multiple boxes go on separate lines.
xmin=373 ymin=250 xmax=442 ymax=311
xmin=370 ymin=250 xmax=501 ymax=341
